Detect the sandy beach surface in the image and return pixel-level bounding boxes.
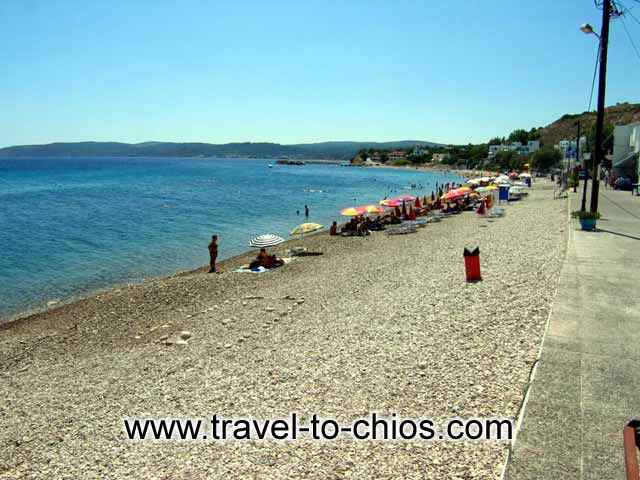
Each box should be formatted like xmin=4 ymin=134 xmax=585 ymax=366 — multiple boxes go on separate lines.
xmin=0 ymin=182 xmax=567 ymax=479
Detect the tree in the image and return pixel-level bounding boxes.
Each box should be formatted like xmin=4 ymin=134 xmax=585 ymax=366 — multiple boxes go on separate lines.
xmin=493 ymin=150 xmax=523 ymax=171
xmin=586 ymin=121 xmax=614 ymax=155
xmin=508 ymin=129 xmax=529 ymax=145
xmin=488 ymin=137 xmax=503 ymax=146
xmin=530 ymin=147 xmax=562 ymax=172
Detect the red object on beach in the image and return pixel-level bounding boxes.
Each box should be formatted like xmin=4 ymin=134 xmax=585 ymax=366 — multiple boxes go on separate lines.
xmin=476 ymin=199 xmax=486 ymax=216
xmin=415 ymin=197 xmax=422 ymax=208
xmin=463 ymin=247 xmax=482 ymax=282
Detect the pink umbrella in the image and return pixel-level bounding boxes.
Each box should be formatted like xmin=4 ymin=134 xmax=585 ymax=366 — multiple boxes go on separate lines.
xmin=395 ymin=194 xmax=416 ymax=202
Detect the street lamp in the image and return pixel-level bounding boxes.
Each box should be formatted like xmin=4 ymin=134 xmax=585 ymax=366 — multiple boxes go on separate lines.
xmin=580 ymin=23 xmax=600 ymax=37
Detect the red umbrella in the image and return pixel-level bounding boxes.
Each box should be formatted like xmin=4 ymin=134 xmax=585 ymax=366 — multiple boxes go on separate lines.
xmin=415 ymin=197 xmax=422 ymax=208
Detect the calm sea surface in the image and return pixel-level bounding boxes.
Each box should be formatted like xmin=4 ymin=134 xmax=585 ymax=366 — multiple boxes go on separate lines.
xmin=0 ymin=157 xmax=463 ymax=320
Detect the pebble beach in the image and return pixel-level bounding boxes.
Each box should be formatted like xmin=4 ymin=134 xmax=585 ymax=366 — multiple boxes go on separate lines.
xmin=0 ymin=181 xmax=567 ymax=479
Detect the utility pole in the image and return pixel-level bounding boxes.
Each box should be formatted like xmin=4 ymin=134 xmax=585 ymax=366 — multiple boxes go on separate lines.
xmin=574 ymin=121 xmax=581 ymax=193
xmin=591 ymin=0 xmax=612 ymax=213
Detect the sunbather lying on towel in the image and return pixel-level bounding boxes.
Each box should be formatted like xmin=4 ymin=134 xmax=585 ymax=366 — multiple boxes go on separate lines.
xmin=249 ymin=248 xmax=284 ymax=269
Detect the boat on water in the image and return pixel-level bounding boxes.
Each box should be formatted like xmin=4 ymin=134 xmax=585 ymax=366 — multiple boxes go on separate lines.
xmin=268 ymin=164 xmax=273 ymax=168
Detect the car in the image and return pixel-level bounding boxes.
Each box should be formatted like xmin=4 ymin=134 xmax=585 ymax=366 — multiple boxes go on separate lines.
xmin=614 ymin=177 xmax=633 ymax=191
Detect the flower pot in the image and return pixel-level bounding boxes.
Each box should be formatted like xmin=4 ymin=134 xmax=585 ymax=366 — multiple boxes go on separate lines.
xmin=579 ymin=218 xmax=596 ymax=231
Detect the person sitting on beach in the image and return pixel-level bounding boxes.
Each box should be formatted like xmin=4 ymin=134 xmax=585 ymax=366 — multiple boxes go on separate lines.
xmin=329 ymin=221 xmax=338 ymax=236
xmin=249 ymin=248 xmax=283 ymax=269
xmin=356 ymin=220 xmax=370 ymax=236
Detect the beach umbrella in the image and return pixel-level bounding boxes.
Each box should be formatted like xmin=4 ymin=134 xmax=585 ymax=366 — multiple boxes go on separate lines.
xmin=362 ymin=204 xmax=384 ymax=214
xmin=380 ymin=198 xmax=403 ymax=207
xmin=431 ymin=192 xmax=435 ymax=202
xmin=457 ymin=186 xmax=472 ymax=193
xmin=415 ymin=197 xmax=421 ymax=208
xmin=341 ymin=207 xmax=362 ymax=216
xmin=441 ymin=189 xmax=465 ymax=201
xmin=401 ymin=201 xmax=407 ymax=218
xmin=486 ymin=185 xmax=498 ymax=191
xmin=395 ymin=194 xmax=416 ymax=202
xmin=249 ymin=234 xmax=285 ymax=248
xmin=290 ymin=223 xmax=323 ymax=236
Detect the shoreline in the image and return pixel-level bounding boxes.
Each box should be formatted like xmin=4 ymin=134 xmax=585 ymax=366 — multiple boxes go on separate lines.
xmin=1 ymin=165 xmax=467 ymax=327
xmin=0 ymin=181 xmax=568 ymax=478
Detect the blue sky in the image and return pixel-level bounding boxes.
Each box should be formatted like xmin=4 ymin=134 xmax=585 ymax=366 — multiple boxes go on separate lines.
xmin=1 ymin=0 xmax=639 ymax=147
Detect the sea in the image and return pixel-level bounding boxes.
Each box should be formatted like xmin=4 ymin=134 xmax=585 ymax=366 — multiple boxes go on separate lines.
xmin=0 ymin=157 xmax=464 ymax=321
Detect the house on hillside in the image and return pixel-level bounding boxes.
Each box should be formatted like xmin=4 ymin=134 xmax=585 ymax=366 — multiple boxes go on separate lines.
xmin=412 ymin=145 xmax=430 ymax=156
xmin=432 ymin=153 xmax=450 ymax=163
xmin=388 ymin=150 xmax=406 ymax=161
xmin=488 ymin=140 xmax=539 ymax=157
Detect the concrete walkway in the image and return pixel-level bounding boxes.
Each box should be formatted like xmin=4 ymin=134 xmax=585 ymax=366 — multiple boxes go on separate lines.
xmin=506 ymin=186 xmax=640 ymax=479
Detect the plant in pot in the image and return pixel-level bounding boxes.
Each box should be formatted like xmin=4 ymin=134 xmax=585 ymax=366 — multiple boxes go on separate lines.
xmin=572 ymin=210 xmax=601 ymax=231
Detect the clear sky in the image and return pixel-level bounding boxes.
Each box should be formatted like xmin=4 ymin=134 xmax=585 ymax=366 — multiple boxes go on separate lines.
xmin=1 ymin=0 xmax=639 ymax=147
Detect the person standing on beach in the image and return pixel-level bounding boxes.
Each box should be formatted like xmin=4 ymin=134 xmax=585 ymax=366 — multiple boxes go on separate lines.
xmin=304 ymin=205 xmax=309 ymax=218
xmin=208 ymin=235 xmax=218 ymax=273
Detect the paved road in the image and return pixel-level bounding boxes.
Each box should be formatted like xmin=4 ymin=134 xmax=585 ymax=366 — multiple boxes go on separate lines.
xmin=506 ymin=186 xmax=640 ymax=479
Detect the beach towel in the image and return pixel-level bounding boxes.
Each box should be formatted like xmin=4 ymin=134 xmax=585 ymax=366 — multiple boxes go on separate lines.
xmin=234 ymin=266 xmax=269 ymax=273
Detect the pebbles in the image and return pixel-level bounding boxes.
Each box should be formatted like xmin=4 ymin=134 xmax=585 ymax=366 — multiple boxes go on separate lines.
xmin=0 ymin=183 xmax=567 ymax=479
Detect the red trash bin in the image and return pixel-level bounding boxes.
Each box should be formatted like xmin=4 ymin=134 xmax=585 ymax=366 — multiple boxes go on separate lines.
xmin=464 ymin=247 xmax=482 ymax=282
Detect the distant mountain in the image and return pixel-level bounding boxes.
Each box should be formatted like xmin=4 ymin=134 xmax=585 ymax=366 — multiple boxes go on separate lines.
xmin=0 ymin=139 xmax=442 ymax=160
xmin=539 ymin=102 xmax=640 ymax=147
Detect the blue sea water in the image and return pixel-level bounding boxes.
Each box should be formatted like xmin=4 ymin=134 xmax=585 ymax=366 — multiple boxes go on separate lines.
xmin=0 ymin=157 xmax=463 ymax=320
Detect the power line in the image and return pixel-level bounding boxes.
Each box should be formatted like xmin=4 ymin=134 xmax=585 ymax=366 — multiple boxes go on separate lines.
xmin=620 ymin=15 xmax=640 ymax=63
xmin=621 ymin=2 xmax=640 ymax=27
xmin=588 ymin=43 xmax=601 ymax=112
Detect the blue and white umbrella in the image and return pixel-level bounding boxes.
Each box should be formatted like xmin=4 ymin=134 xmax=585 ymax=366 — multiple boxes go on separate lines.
xmin=249 ymin=234 xmax=285 ymax=248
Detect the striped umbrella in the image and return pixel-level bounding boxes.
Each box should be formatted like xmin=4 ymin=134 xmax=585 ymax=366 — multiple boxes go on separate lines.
xmin=249 ymin=234 xmax=285 ymax=248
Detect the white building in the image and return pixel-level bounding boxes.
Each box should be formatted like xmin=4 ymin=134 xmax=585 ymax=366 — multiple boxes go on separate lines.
xmin=432 ymin=153 xmax=450 ymax=163
xmin=612 ymin=122 xmax=640 ymax=179
xmin=488 ymin=139 xmax=540 ymax=157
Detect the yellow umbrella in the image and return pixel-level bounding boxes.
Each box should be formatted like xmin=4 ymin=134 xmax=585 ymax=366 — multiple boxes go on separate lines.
xmin=457 ymin=186 xmax=472 ymax=193
xmin=361 ymin=204 xmax=384 ymax=214
xmin=341 ymin=207 xmax=364 ymax=216
xmin=486 ymin=185 xmax=498 ymax=191
xmin=290 ymin=223 xmax=323 ymax=236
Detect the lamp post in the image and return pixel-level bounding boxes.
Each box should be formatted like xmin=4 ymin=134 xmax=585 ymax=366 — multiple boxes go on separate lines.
xmin=581 ymin=1 xmax=612 ymax=214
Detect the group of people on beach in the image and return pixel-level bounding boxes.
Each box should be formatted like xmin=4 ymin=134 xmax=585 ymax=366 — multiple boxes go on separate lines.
xmin=206 ymin=181 xmax=473 ymax=273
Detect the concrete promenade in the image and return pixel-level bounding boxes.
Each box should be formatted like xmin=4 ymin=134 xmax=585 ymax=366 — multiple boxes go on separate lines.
xmin=507 ymin=186 xmax=640 ymax=479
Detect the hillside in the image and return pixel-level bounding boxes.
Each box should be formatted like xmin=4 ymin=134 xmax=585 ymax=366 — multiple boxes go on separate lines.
xmin=0 ymin=140 xmax=441 ymax=160
xmin=539 ymin=102 xmax=640 ymax=146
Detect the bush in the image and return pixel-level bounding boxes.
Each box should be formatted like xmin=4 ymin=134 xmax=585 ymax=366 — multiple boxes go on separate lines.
xmin=571 ymin=210 xmax=601 ymax=220
xmin=390 ymin=158 xmax=411 ymax=166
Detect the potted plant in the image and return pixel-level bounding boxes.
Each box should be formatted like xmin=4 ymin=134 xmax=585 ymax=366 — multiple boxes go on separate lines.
xmin=572 ymin=210 xmax=601 ymax=231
